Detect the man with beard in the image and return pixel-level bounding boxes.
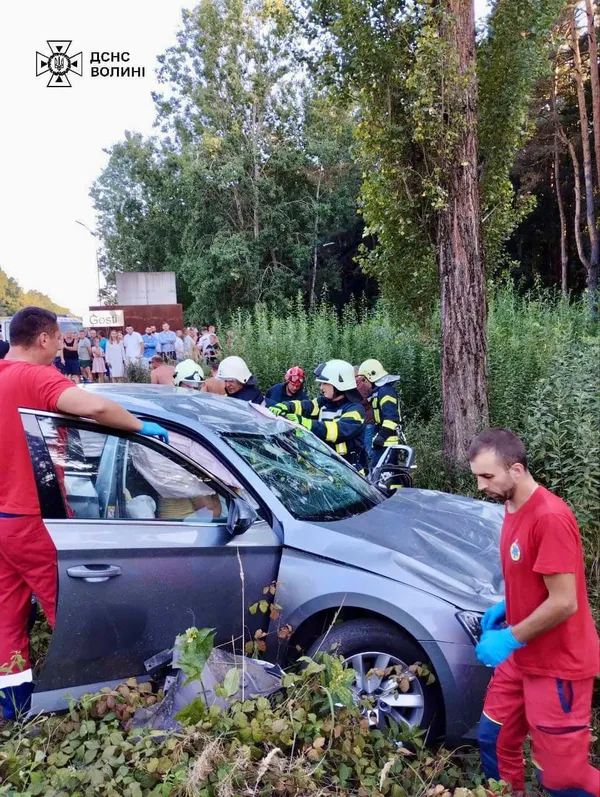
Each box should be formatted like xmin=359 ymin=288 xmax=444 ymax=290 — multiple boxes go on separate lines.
xmin=469 ymin=428 xmax=599 ymax=797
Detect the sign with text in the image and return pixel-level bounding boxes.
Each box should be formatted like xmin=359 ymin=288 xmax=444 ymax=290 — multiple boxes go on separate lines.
xmin=83 ymin=309 xmax=124 ymax=327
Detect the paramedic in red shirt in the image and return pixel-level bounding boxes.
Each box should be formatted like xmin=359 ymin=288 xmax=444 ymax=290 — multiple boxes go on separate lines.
xmin=469 ymin=428 xmax=599 ymax=797
xmin=0 ymin=307 xmax=168 ymax=720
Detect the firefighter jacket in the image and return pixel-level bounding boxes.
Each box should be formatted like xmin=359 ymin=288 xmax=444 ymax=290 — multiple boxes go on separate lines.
xmin=370 ymin=382 xmax=402 ymax=448
xmin=273 ymin=395 xmax=366 ymax=468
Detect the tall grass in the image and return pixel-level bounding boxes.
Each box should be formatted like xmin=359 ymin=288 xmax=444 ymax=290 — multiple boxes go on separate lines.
xmin=217 ymin=287 xmax=599 ymax=571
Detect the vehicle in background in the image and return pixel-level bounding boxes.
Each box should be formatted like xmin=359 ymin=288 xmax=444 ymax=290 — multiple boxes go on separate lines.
xmin=0 ymin=314 xmax=83 ymax=343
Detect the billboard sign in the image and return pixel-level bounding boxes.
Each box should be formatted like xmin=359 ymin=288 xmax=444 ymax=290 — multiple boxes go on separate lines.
xmin=83 ymin=309 xmax=125 ymax=327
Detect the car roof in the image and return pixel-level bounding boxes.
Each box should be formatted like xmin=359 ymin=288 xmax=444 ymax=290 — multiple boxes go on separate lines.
xmin=81 ymin=384 xmax=286 ymax=435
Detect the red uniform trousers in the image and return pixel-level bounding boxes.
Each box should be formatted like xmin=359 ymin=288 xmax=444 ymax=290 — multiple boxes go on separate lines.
xmin=478 ymin=655 xmax=599 ymax=796
xmin=0 ymin=516 xmax=57 ymax=687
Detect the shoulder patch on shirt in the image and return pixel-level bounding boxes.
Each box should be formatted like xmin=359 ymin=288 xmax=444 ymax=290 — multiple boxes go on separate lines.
xmin=510 ymin=540 xmax=521 ymax=562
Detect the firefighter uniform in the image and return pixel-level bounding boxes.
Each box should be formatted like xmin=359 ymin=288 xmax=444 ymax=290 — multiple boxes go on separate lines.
xmin=371 ymin=382 xmax=403 ymax=449
xmin=272 ymin=395 xmax=366 ymax=469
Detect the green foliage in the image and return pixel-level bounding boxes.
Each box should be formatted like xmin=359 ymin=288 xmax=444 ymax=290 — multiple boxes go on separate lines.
xmin=219 ymin=287 xmax=598 ymax=541
xmin=0 ymin=653 xmax=497 ymax=797
xmin=91 ymin=0 xmax=362 ymax=320
xmin=525 ymin=340 xmax=600 ymax=543
xmin=478 ymin=0 xmax=566 ymax=273
xmin=124 ymin=360 xmax=152 ymax=383
xmin=174 ymin=627 xmax=216 ymax=684
xmin=0 ymin=267 xmax=71 ymax=316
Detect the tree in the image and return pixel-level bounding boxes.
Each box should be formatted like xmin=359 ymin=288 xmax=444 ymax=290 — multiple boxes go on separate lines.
xmin=437 ymin=0 xmax=489 ymax=464
xmin=0 ymin=267 xmax=71 ymax=315
xmin=91 ymin=0 xmax=364 ymax=319
xmin=302 ymin=0 xmax=566 ymax=462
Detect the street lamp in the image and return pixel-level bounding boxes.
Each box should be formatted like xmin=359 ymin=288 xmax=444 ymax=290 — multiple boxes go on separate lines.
xmin=75 ymin=220 xmax=101 ymax=303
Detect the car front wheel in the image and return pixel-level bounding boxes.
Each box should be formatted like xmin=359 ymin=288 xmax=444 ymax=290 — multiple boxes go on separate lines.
xmin=307 ymin=618 xmax=443 ymax=739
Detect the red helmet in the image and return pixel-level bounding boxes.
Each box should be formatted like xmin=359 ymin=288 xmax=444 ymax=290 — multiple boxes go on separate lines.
xmin=285 ymin=366 xmax=305 ymax=385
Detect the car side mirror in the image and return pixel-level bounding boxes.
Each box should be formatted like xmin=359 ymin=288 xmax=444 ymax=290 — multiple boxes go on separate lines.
xmin=227 ymin=496 xmax=258 ymax=535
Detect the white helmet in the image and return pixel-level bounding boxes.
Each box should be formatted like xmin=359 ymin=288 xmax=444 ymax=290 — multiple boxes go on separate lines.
xmin=173 ymin=359 xmax=204 ymax=388
xmin=217 ymin=356 xmax=252 ymax=384
xmin=314 ymin=359 xmax=357 ymax=391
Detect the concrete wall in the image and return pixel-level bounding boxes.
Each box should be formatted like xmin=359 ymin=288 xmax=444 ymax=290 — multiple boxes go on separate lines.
xmin=116 ymin=272 xmax=177 ymax=305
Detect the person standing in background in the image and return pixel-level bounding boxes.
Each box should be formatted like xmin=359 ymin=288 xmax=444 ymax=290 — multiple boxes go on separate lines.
xmin=77 ymin=330 xmax=93 ymax=383
xmin=123 ymin=325 xmax=144 ymax=365
xmin=174 ymin=330 xmax=185 ymax=362
xmin=141 ymin=326 xmax=158 ymax=368
xmin=62 ymin=330 xmax=80 ymax=383
xmin=105 ymin=329 xmax=125 ymax=382
xmin=183 ymin=328 xmax=195 ymax=358
xmin=157 ymin=322 xmax=176 ymax=361
xmin=91 ymin=337 xmax=107 ymax=383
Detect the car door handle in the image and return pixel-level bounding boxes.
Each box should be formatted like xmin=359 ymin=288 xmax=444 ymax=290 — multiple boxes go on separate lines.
xmin=67 ymin=564 xmax=122 ymax=583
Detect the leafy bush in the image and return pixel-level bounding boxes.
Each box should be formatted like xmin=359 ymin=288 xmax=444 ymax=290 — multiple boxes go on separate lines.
xmin=0 ymin=650 xmax=499 ymax=797
xmin=125 ymin=360 xmax=152 ymax=384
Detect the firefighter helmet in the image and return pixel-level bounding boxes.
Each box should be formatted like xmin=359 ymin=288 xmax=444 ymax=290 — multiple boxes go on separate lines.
xmin=173 ymin=359 xmax=204 ymax=388
xmin=358 ymin=359 xmax=389 ymax=384
xmin=217 ymin=356 xmax=252 ymax=384
xmin=285 ymin=366 xmax=305 ymax=385
xmin=314 ymin=359 xmax=356 ymax=391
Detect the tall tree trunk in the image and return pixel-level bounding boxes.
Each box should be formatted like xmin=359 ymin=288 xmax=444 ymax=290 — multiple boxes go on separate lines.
xmin=551 ymin=63 xmax=569 ymax=294
xmin=570 ymin=5 xmax=599 ymax=296
xmin=251 ymin=100 xmax=260 ymax=242
xmin=585 ymin=0 xmax=600 ymax=187
xmin=309 ymin=166 xmax=324 ymax=310
xmin=438 ymin=0 xmax=489 ymax=466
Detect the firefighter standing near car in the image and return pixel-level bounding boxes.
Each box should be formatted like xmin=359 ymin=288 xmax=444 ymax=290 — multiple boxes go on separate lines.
xmin=269 ymin=359 xmax=367 ymax=471
xmin=265 ymin=366 xmax=308 ymax=407
xmin=357 ymin=359 xmax=403 ymax=469
xmin=469 ymin=428 xmax=599 ymax=797
xmin=0 ymin=307 xmax=169 ymax=720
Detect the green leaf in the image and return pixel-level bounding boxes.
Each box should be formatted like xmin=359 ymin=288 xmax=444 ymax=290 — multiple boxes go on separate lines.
xmin=222 ymin=667 xmax=240 ymax=698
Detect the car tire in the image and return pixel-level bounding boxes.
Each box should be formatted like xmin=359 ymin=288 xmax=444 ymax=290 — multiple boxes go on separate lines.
xmin=307 ymin=618 xmax=443 ymax=740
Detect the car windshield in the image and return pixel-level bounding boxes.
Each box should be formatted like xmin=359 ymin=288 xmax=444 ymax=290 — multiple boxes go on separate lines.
xmin=225 ymin=428 xmax=385 ymax=521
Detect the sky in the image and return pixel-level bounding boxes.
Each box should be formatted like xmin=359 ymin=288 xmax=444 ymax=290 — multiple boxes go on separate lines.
xmin=0 ymin=0 xmax=489 ymax=318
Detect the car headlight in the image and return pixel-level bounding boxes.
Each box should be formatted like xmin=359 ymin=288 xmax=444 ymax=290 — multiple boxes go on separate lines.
xmin=456 ymin=610 xmax=484 ymax=645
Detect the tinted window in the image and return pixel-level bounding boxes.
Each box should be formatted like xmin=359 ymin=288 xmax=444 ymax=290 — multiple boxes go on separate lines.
xmin=39 ymin=418 xmax=229 ymax=523
xmin=225 ymin=429 xmax=384 ymax=521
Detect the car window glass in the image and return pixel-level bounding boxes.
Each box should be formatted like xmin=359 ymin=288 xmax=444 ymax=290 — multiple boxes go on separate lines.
xmin=39 ymin=418 xmax=229 ymax=523
xmin=225 ymin=429 xmax=385 ymax=521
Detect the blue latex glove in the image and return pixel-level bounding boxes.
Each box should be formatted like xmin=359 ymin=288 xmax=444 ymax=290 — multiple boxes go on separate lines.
xmin=139 ymin=421 xmax=169 ymax=444
xmin=475 ymin=627 xmax=525 ymax=668
xmin=481 ymin=599 xmax=506 ymax=632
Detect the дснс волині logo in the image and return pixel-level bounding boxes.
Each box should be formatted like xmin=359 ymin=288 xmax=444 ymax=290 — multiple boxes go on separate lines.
xmin=36 ymin=41 xmax=82 ymax=87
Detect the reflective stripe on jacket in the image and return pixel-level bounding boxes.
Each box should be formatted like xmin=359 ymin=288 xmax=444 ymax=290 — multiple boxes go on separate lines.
xmin=278 ymin=396 xmax=366 ymax=466
xmin=371 ymin=383 xmax=402 ymax=447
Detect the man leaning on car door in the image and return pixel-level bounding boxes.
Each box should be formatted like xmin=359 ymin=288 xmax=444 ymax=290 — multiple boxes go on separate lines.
xmin=0 ymin=307 xmax=168 ymax=719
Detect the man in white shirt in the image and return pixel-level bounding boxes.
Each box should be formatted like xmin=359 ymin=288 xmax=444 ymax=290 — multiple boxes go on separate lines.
xmin=123 ymin=325 xmax=144 ymax=364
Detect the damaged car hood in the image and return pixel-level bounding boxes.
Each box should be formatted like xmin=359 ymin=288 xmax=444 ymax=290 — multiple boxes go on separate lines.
xmin=291 ymin=489 xmax=504 ymax=611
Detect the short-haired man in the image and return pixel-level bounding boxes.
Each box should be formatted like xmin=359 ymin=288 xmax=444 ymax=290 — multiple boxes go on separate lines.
xmin=469 ymin=428 xmax=599 ymax=797
xmin=123 ymin=325 xmax=144 ymax=365
xmin=0 ymin=307 xmax=168 ymax=719
xmin=157 ymin=322 xmax=176 ymax=361
xmin=150 ymin=354 xmax=175 ymax=385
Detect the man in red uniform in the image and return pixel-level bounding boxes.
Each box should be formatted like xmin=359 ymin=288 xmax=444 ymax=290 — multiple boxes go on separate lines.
xmin=469 ymin=428 xmax=599 ymax=797
xmin=0 ymin=307 xmax=168 ymax=719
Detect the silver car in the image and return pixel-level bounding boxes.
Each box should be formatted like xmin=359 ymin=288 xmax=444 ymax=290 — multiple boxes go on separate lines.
xmin=21 ymin=385 xmax=503 ymax=742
